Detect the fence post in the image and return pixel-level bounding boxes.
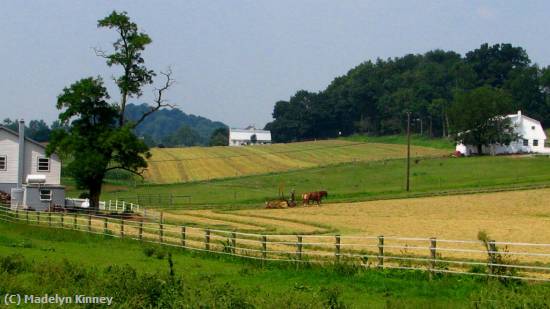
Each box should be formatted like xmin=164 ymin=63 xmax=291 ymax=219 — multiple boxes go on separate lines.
xmin=60 ymin=212 xmax=64 ymax=227
xmin=205 ymin=229 xmax=211 ymax=251
xmin=37 ymin=211 xmax=40 ymax=225
xmin=296 ymin=235 xmax=303 ymax=260
xmin=120 ymin=219 xmax=124 ymax=238
xmin=335 ymin=235 xmax=341 ymax=263
xmin=231 ymin=232 xmax=237 ymax=254
xmin=26 ymin=209 xmax=29 ymax=224
xmin=160 ymin=211 xmax=164 ymax=224
xmin=15 ymin=209 xmax=19 ymax=220
xmin=488 ymin=240 xmax=497 ymax=274
xmin=104 ymin=218 xmax=108 ymax=234
xmin=88 ymin=214 xmax=92 ymax=232
xmin=181 ymin=226 xmax=186 ymax=247
xmin=378 ymin=235 xmax=384 ymax=268
xmin=48 ymin=211 xmax=52 ymax=227
xmin=262 ymin=235 xmax=267 ymax=261
xmin=139 ymin=220 xmax=143 ymax=241
xmin=159 ymin=222 xmax=164 ymax=243
xmin=430 ymin=237 xmax=437 ymax=271
xmin=73 ymin=213 xmax=77 ymax=230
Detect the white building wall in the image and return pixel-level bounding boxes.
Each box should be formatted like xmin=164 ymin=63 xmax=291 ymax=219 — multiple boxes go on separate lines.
xmin=0 ymin=129 xmax=61 ymax=188
xmin=0 ymin=130 xmax=20 ymax=184
xmin=23 ymin=141 xmax=61 ymax=185
xmin=456 ymin=111 xmax=548 ymax=156
xmin=229 ymin=128 xmax=272 ymax=146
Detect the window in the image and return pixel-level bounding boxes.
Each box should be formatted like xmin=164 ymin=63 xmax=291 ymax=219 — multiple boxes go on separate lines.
xmin=534 ymin=140 xmax=539 ymax=146
xmin=523 ymin=139 xmax=529 ymax=146
xmin=37 ymin=157 xmax=50 ymax=172
xmin=0 ymin=156 xmax=6 ymax=171
xmin=40 ymin=189 xmax=52 ymax=201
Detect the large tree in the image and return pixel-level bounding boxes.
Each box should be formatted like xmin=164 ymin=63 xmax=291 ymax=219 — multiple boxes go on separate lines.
xmin=266 ymin=43 xmax=547 ymax=142
xmin=209 ymin=127 xmax=229 ymax=146
xmin=47 ymin=11 xmax=173 ymax=208
xmin=449 ymin=86 xmax=517 ymax=154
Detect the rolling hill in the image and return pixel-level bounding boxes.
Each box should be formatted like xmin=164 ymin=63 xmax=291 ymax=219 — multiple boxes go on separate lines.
xmin=142 ymin=139 xmax=448 ymax=183
xmin=125 ymin=103 xmax=227 ymax=145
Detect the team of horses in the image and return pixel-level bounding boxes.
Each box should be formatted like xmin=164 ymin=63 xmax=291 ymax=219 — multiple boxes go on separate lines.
xmin=265 ymin=190 xmax=328 ymax=209
xmin=302 ymin=191 xmax=328 ymax=206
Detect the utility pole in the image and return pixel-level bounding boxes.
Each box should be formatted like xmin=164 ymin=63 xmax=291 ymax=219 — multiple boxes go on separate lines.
xmin=406 ymin=111 xmax=411 ymax=192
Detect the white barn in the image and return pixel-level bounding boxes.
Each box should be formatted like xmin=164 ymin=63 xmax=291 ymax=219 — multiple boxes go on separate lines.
xmin=456 ymin=111 xmax=550 ymax=156
xmin=0 ymin=120 xmax=64 ymax=210
xmin=229 ymin=127 xmax=272 ymax=146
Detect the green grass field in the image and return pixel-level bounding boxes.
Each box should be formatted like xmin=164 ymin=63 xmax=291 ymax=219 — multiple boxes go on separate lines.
xmin=1 ymin=221 xmax=549 ymax=308
xmin=143 ymin=139 xmax=447 ymax=183
xmin=85 ymin=155 xmax=550 ymax=208
xmin=342 ymin=134 xmax=455 ymax=150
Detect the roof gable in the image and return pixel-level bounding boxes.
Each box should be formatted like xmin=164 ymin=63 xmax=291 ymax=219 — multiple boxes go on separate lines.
xmin=0 ymin=126 xmax=47 ymax=149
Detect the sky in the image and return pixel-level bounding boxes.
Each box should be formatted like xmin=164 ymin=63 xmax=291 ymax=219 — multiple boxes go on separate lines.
xmin=1 ymin=1 xmax=550 ymax=128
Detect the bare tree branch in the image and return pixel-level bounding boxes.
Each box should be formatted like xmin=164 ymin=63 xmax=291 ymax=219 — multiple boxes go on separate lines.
xmin=93 ymin=47 xmax=110 ymax=59
xmin=132 ymin=67 xmax=175 ymax=127
xmin=105 ymin=166 xmax=146 ymax=179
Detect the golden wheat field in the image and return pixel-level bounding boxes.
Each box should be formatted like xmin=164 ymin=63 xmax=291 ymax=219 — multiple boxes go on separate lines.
xmin=168 ymin=188 xmax=550 ymax=243
xmin=144 ymin=140 xmax=447 ymax=183
xmin=158 ymin=189 xmax=550 ymax=265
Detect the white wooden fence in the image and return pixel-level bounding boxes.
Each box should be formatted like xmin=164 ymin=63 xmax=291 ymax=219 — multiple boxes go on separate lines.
xmin=1 ymin=204 xmax=549 ymax=282
xmin=64 ymin=198 xmax=139 ymax=212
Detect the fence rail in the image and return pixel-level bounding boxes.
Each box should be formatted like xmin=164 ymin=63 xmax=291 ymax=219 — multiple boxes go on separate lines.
xmin=1 ymin=205 xmax=550 ymax=282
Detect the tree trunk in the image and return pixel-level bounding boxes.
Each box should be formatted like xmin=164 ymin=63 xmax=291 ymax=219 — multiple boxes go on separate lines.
xmin=445 ymin=113 xmax=450 ymax=138
xmin=477 ymin=144 xmax=483 ymax=155
xmin=119 ymin=89 xmax=127 ymax=127
xmin=420 ymin=118 xmax=423 ymax=136
xmin=441 ymin=114 xmax=446 ymax=137
xmin=89 ymin=181 xmax=103 ymax=211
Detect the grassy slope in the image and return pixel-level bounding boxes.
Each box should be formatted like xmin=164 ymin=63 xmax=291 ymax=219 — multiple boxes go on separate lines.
xmin=143 ymin=139 xmax=447 ymax=183
xmin=92 ymin=155 xmax=550 ymax=208
xmin=342 ymin=134 xmax=455 ymax=150
xmin=1 ymin=221 xmax=549 ymax=308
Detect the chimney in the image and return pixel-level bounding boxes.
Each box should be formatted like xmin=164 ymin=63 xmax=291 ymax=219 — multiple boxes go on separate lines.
xmin=17 ymin=119 xmax=25 ymax=188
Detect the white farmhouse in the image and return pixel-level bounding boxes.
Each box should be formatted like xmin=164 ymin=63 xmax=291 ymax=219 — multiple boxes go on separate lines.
xmin=0 ymin=120 xmax=64 ymax=210
xmin=456 ymin=111 xmax=549 ymax=156
xmin=229 ymin=127 xmax=272 ymax=146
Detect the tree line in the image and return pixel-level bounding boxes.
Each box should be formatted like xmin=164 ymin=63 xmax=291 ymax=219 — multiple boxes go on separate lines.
xmin=265 ymin=43 xmax=550 ymax=143
xmin=1 ymin=118 xmax=67 ymax=142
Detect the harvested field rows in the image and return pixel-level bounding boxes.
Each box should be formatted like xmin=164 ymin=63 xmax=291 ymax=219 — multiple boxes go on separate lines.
xmin=163 ymin=188 xmax=550 ymax=243
xmin=144 ymin=140 xmax=446 ymax=183
xmin=5 ymin=206 xmax=550 ymax=280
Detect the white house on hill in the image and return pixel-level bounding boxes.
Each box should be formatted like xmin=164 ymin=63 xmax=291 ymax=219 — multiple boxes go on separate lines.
xmin=229 ymin=127 xmax=272 ymax=146
xmin=0 ymin=120 xmax=64 ymax=210
xmin=456 ymin=111 xmax=550 ymax=156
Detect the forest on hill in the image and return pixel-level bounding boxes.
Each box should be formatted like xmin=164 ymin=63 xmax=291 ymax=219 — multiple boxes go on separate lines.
xmin=125 ymin=103 xmax=227 ymax=146
xmin=3 ymin=104 xmax=227 ymax=147
xmin=265 ymin=43 xmax=550 ymax=143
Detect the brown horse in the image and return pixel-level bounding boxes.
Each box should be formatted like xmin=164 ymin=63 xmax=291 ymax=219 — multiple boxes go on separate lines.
xmin=303 ymin=191 xmax=328 ymax=206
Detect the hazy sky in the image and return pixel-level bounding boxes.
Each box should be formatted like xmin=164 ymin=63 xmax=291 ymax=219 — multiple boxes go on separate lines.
xmin=1 ymin=1 xmax=550 ymax=128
